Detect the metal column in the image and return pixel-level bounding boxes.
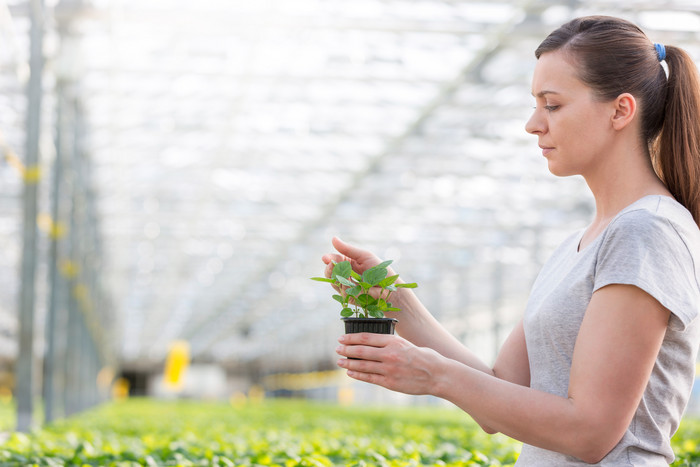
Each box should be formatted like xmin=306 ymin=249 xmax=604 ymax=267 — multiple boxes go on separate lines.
xmin=42 ymin=82 xmax=69 ymax=423
xmin=15 ymin=0 xmax=45 ymax=433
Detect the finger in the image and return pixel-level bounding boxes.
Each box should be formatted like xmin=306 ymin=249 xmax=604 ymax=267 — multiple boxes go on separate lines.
xmin=345 ymin=368 xmax=387 ymax=387
xmin=336 ymin=343 xmax=382 ymax=362
xmin=332 ymin=237 xmax=369 ymax=260
xmin=337 ymin=355 xmax=385 ymax=374
xmin=338 ymin=332 xmax=393 ymax=347
xmin=322 ymin=253 xmax=346 ymax=265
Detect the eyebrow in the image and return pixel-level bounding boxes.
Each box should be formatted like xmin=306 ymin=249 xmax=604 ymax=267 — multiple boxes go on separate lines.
xmin=532 ymin=90 xmax=560 ymax=98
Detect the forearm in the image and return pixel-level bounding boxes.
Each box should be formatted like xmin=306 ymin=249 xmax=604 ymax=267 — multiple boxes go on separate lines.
xmin=387 ymin=288 xmax=494 ymax=376
xmin=388 ymin=288 xmax=533 ymax=434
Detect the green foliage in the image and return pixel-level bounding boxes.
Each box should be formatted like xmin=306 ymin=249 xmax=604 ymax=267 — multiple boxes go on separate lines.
xmin=0 ymin=399 xmax=14 ymax=431
xmin=0 ymin=399 xmax=698 ymax=465
xmin=671 ymin=416 xmax=700 ymax=466
xmin=0 ymin=398 xmax=521 ymax=466
xmin=311 ymin=260 xmax=417 ymax=318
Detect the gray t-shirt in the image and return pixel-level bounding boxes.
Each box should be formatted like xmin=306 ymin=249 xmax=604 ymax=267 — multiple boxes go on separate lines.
xmin=517 ymin=195 xmax=700 ymax=466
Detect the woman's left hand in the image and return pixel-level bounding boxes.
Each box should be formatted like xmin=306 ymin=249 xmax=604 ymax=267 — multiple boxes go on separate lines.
xmin=335 ymin=333 xmax=445 ymax=396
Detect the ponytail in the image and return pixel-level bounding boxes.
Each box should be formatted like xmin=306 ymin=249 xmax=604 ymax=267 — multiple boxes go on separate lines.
xmin=652 ymin=46 xmax=700 ymax=227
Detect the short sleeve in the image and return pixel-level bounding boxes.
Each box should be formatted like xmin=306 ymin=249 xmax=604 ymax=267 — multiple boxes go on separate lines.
xmin=593 ymin=209 xmax=700 ymax=331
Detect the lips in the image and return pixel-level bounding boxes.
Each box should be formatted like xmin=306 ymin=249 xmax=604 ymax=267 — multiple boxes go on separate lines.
xmin=539 ymin=145 xmax=554 ymax=156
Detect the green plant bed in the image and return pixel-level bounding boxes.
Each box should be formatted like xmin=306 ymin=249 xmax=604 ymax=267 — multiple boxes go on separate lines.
xmin=0 ymin=398 xmax=698 ymax=466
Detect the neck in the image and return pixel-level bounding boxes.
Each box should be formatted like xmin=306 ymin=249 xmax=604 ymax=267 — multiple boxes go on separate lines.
xmin=583 ymin=142 xmax=671 ymax=226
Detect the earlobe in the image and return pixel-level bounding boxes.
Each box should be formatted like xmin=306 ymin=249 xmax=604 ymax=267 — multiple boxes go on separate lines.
xmin=611 ymin=93 xmax=637 ymax=130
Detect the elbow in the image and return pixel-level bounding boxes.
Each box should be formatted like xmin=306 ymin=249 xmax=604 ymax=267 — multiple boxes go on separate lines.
xmin=577 ymin=446 xmax=618 ymax=465
xmin=476 ymin=421 xmax=499 ymax=435
xmin=575 ymin=447 xmax=611 ymax=465
xmin=568 ymin=423 xmax=625 ymax=464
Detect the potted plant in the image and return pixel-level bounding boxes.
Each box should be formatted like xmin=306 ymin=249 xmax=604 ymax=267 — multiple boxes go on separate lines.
xmin=311 ymin=259 xmax=417 ymax=335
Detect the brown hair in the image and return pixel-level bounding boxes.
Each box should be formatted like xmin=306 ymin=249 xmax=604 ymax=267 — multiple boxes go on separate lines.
xmin=536 ymin=16 xmax=700 ymax=226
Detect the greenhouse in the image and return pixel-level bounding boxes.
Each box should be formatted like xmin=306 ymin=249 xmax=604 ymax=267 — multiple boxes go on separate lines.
xmin=1 ymin=0 xmax=699 ymax=465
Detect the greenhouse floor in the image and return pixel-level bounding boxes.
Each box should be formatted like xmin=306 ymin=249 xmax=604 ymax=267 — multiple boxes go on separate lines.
xmin=0 ymin=398 xmax=698 ymax=466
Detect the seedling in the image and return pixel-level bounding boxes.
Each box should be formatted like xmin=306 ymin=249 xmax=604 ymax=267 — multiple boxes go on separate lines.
xmin=311 ymin=260 xmax=417 ymax=318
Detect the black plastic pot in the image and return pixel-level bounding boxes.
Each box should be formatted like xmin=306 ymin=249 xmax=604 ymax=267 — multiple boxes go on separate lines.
xmin=342 ymin=317 xmax=398 ymax=335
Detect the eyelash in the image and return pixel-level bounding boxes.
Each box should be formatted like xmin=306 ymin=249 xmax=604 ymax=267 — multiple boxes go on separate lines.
xmin=532 ymin=105 xmax=560 ymax=112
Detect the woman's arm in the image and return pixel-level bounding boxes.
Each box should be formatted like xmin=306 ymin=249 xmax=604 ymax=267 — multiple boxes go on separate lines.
xmin=322 ymin=237 xmax=530 ymax=433
xmin=323 ymin=237 xmax=530 ymax=387
xmin=337 ymin=284 xmax=669 ymax=463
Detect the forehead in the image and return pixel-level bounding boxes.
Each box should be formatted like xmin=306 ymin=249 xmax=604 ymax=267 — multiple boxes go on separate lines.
xmin=531 ymin=50 xmax=588 ymax=97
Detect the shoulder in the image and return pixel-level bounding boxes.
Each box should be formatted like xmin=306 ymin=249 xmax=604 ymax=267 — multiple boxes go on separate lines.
xmin=594 ymin=196 xmax=700 ymax=329
xmin=603 ymin=195 xmax=699 ymax=252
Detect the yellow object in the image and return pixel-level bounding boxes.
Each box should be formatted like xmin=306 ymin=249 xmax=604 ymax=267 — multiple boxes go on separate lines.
xmin=59 ymin=260 xmax=80 ymax=279
xmin=37 ymin=213 xmax=67 ymax=239
xmin=24 ymin=164 xmax=41 ymax=183
xmin=4 ymin=152 xmax=41 ymax=183
xmin=112 ymin=377 xmax=130 ymax=400
xmin=0 ymin=386 xmax=12 ymax=404
xmin=163 ymin=340 xmax=190 ymax=390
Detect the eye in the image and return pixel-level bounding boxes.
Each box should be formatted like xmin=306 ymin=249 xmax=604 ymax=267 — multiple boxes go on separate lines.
xmin=544 ymin=105 xmax=560 ymax=112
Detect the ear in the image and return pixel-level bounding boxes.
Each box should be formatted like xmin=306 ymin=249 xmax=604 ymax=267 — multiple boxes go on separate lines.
xmin=611 ymin=93 xmax=637 ymax=130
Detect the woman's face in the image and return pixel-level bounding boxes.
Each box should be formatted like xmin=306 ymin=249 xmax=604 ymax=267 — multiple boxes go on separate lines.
xmin=525 ymin=50 xmax=617 ymax=177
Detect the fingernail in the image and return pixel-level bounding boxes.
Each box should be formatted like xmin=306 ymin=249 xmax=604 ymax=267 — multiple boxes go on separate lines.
xmin=335 ymin=345 xmax=343 ymax=353
xmin=338 ymin=335 xmax=347 ymax=343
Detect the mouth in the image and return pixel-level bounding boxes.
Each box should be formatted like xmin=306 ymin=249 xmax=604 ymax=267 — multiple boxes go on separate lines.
xmin=539 ymin=145 xmax=554 ymax=156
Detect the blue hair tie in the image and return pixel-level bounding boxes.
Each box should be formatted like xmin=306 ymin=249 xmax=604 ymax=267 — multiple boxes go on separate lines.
xmin=654 ymin=42 xmax=666 ymax=62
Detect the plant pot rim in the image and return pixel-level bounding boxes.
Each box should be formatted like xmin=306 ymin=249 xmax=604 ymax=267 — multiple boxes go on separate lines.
xmin=341 ymin=317 xmax=398 ymax=323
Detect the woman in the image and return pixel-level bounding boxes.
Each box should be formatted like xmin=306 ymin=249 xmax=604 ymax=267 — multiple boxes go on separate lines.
xmin=322 ymin=16 xmax=700 ymax=465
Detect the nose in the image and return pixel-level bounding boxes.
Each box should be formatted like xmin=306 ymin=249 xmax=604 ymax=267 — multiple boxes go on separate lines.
xmin=525 ymin=108 xmax=545 ymax=135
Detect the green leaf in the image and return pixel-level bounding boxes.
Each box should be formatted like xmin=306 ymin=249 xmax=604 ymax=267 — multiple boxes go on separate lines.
xmin=332 ymin=261 xmax=353 ymax=279
xmin=376 ymin=260 xmax=393 ymax=269
xmin=346 ymin=285 xmax=361 ymax=298
xmin=396 ymin=282 xmax=418 ymax=289
xmin=378 ymin=275 xmax=399 ymax=288
xmin=336 ymin=276 xmax=355 ymax=287
xmin=385 ymin=306 xmax=400 ymax=312
xmin=362 ymin=267 xmax=388 ymax=286
xmin=368 ymin=309 xmax=384 ymax=318
xmin=310 ymin=277 xmax=335 ymax=283
xmin=332 ymin=294 xmax=345 ymax=304
xmin=350 ymin=270 xmax=362 ymax=281
xmin=340 ymin=308 xmax=354 ymax=317
xmin=356 ymin=294 xmax=376 ymax=307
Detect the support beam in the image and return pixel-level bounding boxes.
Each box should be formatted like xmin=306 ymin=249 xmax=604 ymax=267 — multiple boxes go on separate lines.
xmin=15 ymin=0 xmax=45 ymax=433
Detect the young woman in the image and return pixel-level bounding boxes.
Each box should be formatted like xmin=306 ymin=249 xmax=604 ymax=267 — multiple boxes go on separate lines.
xmin=321 ymin=16 xmax=700 ymax=465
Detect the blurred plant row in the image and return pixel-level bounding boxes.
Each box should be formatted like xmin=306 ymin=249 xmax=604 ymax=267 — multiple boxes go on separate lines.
xmin=0 ymin=398 xmax=697 ymax=466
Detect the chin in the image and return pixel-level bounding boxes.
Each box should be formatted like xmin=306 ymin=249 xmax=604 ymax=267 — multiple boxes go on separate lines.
xmin=546 ymin=161 xmax=577 ymax=178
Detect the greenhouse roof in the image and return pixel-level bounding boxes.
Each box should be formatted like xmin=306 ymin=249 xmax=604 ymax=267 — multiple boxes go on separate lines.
xmin=2 ymin=0 xmax=700 ymax=374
